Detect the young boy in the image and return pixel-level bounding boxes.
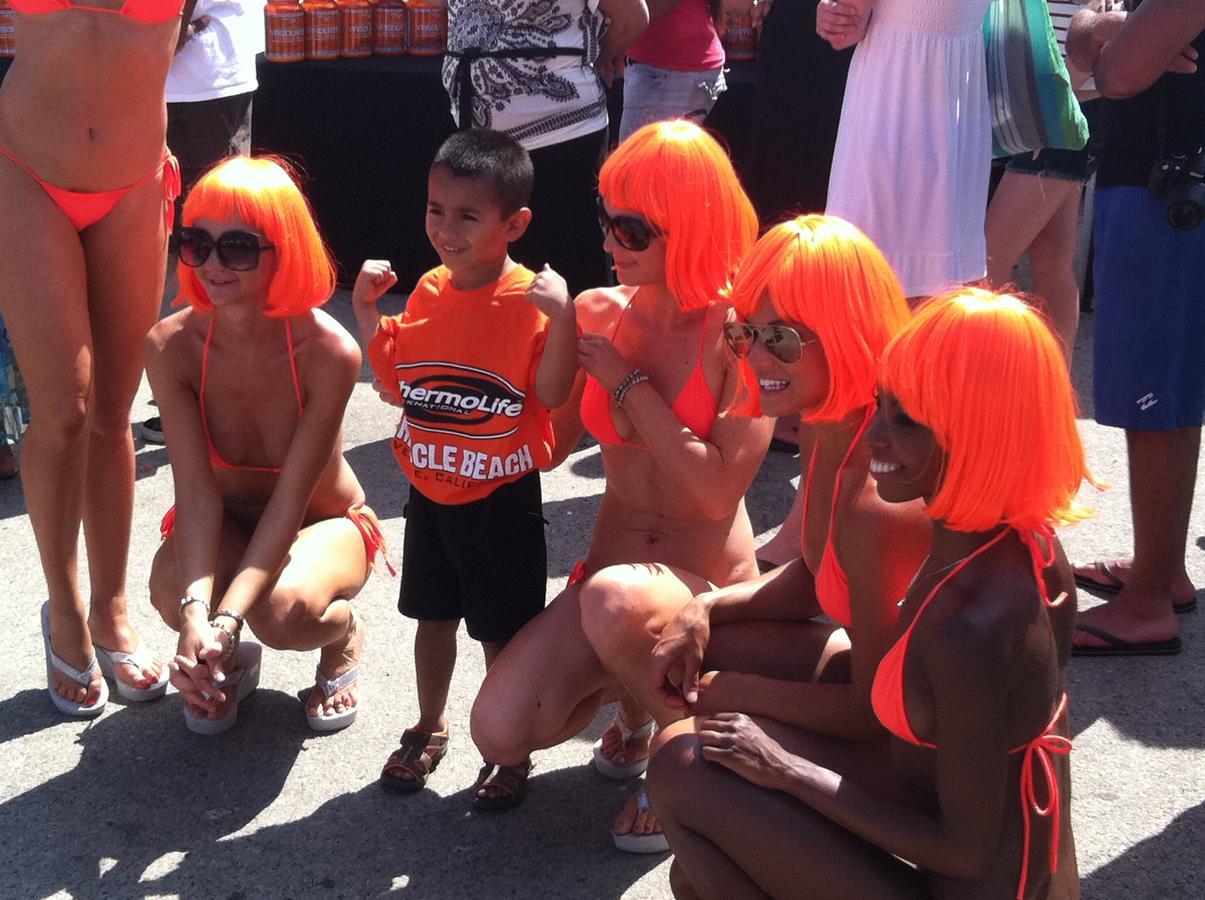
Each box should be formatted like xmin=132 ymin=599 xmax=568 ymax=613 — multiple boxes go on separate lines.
xmin=352 ymin=128 xmax=577 ymax=807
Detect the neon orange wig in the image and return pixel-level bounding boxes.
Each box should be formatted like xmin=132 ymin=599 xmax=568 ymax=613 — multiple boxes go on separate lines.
xmin=598 ymin=120 xmax=757 ymax=311
xmin=178 ymin=156 xmax=336 ymax=318
xmin=880 ymin=288 xmax=1091 ymax=532
xmin=730 ymin=215 xmax=909 ymax=422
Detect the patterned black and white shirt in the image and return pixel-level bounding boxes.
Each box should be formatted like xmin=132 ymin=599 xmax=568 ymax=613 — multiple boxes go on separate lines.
xmin=442 ymin=0 xmax=609 ymax=150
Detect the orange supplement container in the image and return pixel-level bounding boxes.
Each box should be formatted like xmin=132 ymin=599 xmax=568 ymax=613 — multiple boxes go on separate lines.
xmin=722 ymin=12 xmax=757 ymax=61
xmin=407 ymin=0 xmax=447 ymax=56
xmin=0 ymin=0 xmax=16 ymax=58
xmin=265 ymin=1 xmax=306 ymax=62
xmin=339 ymin=0 xmax=373 ymax=57
xmin=372 ymin=0 xmax=408 ymax=56
xmin=304 ymin=0 xmax=342 ymax=60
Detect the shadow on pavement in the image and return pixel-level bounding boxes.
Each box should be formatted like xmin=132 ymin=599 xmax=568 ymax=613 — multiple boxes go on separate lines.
xmin=1081 ymin=801 xmax=1205 ymax=898
xmin=1068 ymin=603 xmax=1205 ymax=750
xmin=132 ymin=766 xmax=664 ymax=899
xmin=4 ymin=689 xmax=306 ymax=898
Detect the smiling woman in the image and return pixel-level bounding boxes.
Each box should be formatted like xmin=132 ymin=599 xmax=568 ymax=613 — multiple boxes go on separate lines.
xmin=465 ymin=120 xmax=769 ymax=828
xmin=144 ymin=156 xmax=387 ymax=735
xmin=649 ymin=288 xmax=1088 ymax=899
xmin=573 ymin=213 xmax=933 ymax=853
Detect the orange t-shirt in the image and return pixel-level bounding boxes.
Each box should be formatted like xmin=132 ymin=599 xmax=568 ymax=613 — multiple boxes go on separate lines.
xmin=367 ymin=265 xmax=554 ymax=505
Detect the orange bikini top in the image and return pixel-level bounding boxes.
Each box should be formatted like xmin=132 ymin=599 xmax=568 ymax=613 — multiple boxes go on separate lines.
xmin=580 ymin=300 xmax=719 ymax=447
xmin=199 ymin=317 xmax=304 ymax=475
xmin=9 ymin=0 xmax=184 ymax=24
xmin=870 ymin=525 xmax=1072 ymax=900
xmin=801 ymin=406 xmax=874 ymax=629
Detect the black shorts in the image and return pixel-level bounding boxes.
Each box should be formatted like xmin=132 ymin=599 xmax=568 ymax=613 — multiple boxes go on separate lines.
xmin=399 ymin=471 xmax=547 ymax=642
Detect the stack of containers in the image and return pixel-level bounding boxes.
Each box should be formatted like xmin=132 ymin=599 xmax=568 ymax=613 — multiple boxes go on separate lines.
xmin=264 ymin=0 xmax=448 ymax=62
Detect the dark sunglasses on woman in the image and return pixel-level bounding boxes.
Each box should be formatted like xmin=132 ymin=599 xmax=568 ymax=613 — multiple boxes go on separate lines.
xmin=722 ymin=321 xmax=817 ymax=365
xmin=597 ymin=198 xmax=660 ymax=252
xmin=178 ymin=227 xmax=275 ymax=271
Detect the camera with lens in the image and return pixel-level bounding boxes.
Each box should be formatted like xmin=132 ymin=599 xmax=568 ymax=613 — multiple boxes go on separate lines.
xmin=1148 ymin=149 xmax=1205 ymax=231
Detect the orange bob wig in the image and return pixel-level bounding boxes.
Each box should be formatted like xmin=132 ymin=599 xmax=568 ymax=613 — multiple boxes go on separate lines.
xmin=178 ymin=156 xmax=336 ymax=318
xmin=598 ymin=120 xmax=757 ymax=311
xmin=880 ymin=288 xmax=1091 ymax=532
xmin=731 ymin=215 xmax=909 ymax=422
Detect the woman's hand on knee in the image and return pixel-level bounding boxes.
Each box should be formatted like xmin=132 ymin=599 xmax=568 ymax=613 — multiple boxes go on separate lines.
xmin=697 ymin=712 xmax=795 ymax=792
xmin=650 ymin=597 xmax=713 ymax=708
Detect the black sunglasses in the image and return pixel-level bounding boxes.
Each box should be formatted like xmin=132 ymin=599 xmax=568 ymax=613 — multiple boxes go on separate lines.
xmin=178 ymin=227 xmax=275 ymax=272
xmin=723 ymin=321 xmax=817 ymax=365
xmin=597 ymin=198 xmax=660 ymax=252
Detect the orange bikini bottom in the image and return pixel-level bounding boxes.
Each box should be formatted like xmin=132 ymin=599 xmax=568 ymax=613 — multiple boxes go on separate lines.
xmin=0 ymin=144 xmax=180 ymax=232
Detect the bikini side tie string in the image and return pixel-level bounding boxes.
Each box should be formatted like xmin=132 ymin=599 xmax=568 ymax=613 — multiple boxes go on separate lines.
xmin=1013 ymin=693 xmax=1071 ymax=900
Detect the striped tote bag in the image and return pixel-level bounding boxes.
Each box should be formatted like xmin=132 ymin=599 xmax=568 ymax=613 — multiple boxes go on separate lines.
xmin=983 ymin=0 xmax=1090 ymax=157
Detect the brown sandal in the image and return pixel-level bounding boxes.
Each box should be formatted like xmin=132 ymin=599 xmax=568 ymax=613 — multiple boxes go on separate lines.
xmin=472 ymin=758 xmax=532 ymax=812
xmin=380 ymin=728 xmax=449 ymax=794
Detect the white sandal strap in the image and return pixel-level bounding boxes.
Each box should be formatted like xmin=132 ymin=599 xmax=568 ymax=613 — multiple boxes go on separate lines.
xmin=315 ymin=665 xmax=359 ymax=699
xmin=95 ymin=643 xmax=147 ymax=669
xmin=611 ymin=715 xmax=656 ymax=743
xmin=636 ymin=787 xmax=652 ymax=815
xmin=48 ymin=644 xmax=99 ymax=686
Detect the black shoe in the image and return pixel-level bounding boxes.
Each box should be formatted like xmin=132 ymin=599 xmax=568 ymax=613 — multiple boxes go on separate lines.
xmin=139 ymin=416 xmax=165 ymax=444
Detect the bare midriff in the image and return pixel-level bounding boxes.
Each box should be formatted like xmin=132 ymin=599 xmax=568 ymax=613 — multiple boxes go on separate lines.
xmin=0 ymin=14 xmax=176 ymax=189
xmin=218 ymin=450 xmax=367 ymax=534
xmin=584 ymin=448 xmax=759 ymax=588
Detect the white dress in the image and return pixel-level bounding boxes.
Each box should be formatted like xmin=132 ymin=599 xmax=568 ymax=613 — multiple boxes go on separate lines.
xmin=826 ymin=0 xmax=991 ymax=297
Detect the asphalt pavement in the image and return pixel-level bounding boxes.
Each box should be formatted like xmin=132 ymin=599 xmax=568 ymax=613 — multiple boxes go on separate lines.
xmin=1 ymin=293 xmax=1202 ymax=899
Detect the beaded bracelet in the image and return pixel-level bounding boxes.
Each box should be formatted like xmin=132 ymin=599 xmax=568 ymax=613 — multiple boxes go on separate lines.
xmin=209 ymin=618 xmax=241 ymax=661
xmin=179 ymin=595 xmax=208 ymax=613
xmin=614 ymin=369 xmax=650 ymax=407
xmin=211 ymin=609 xmax=244 ymax=632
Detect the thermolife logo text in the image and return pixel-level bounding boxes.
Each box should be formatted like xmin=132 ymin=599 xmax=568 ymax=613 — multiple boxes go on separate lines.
xmin=394 ymin=361 xmax=526 ymax=440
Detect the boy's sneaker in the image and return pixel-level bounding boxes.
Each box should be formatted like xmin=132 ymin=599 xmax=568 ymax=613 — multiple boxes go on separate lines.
xmin=139 ymin=417 xmax=165 ymax=445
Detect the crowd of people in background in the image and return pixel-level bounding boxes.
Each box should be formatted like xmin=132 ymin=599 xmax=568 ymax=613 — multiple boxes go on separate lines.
xmin=0 ymin=0 xmax=1202 ymax=897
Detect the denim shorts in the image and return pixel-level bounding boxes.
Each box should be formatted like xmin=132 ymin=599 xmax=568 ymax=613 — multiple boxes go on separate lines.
xmin=1005 ymin=146 xmax=1095 ymax=183
xmin=1092 ymin=187 xmax=1205 ymax=430
xmin=618 ymin=62 xmax=727 ymax=144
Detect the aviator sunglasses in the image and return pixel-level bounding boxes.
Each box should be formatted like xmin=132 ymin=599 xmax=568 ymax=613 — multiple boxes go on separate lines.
xmin=178 ymin=227 xmax=276 ymax=272
xmin=596 ymin=198 xmax=660 ymax=252
xmin=723 ymin=321 xmax=817 ymax=365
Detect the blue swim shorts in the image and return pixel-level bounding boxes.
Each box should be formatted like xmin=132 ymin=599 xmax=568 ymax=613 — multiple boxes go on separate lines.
xmin=1092 ymin=186 xmax=1205 ymax=430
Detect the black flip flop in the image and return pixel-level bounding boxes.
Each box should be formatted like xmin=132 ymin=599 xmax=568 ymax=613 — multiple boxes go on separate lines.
xmin=1074 ymin=561 xmax=1197 ymax=613
xmin=1071 ymin=624 xmax=1182 ymax=657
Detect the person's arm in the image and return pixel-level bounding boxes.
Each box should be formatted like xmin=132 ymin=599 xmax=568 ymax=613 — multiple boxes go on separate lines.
xmin=526 ymin=266 xmax=579 ymax=410
xmin=597 ymin=0 xmax=651 ymax=87
xmin=698 ymin=599 xmax=1022 ymax=878
xmin=650 ymin=559 xmax=823 ymax=709
xmin=816 ymin=0 xmax=873 ymax=51
xmin=351 ymin=259 xmax=398 ymax=351
xmin=578 ymin=309 xmax=773 ymax=521
xmin=214 ymin=322 xmax=362 ymax=622
xmin=1093 ymin=0 xmax=1204 ymax=98
xmin=144 ymin=317 xmax=229 ymax=709
xmin=693 ymin=492 xmax=931 ymax=739
xmin=176 ymin=0 xmax=204 ymax=52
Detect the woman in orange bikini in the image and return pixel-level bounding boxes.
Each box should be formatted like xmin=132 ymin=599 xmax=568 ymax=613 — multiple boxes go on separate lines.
xmin=579 ymin=214 xmax=931 ymax=851
xmin=466 ymin=120 xmax=770 ymax=812
xmin=650 ymin=288 xmax=1085 ymax=899
xmin=145 ymin=156 xmax=386 ymax=735
xmin=0 ymin=0 xmax=197 ymax=715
